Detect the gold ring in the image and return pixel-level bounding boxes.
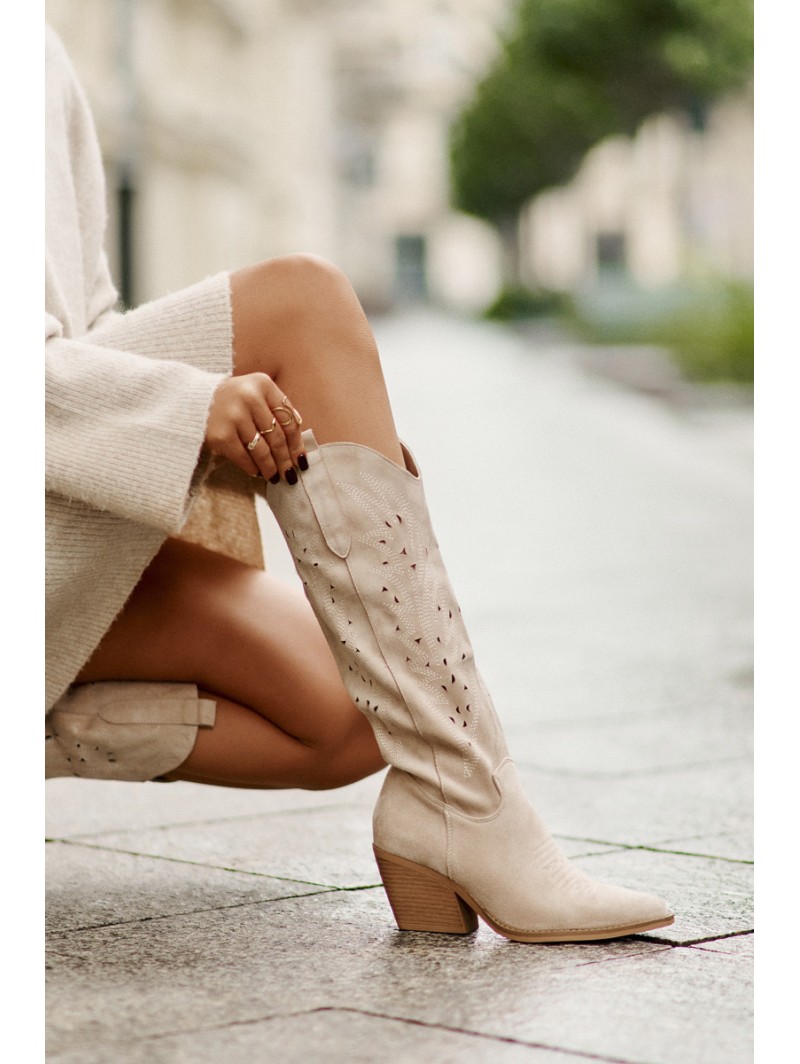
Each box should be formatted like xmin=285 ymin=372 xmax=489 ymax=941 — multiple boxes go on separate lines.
xmin=282 ymin=398 xmax=303 ymax=425
xmin=274 ymin=405 xmax=294 ymax=428
xmin=246 ymin=432 xmax=261 ymax=452
xmin=259 ymin=418 xmax=277 ymax=435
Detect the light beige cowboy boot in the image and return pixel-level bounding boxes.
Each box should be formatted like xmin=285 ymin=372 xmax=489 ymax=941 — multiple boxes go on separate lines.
xmin=266 ymin=430 xmax=673 ymax=942
xmin=46 ymin=681 xmax=216 ymax=781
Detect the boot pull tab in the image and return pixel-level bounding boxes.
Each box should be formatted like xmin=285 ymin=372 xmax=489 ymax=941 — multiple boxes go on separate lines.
xmin=300 ymin=430 xmax=351 ymax=558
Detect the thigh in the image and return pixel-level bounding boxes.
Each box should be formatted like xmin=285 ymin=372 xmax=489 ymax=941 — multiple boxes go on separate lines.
xmin=78 ymin=538 xmax=359 ymax=746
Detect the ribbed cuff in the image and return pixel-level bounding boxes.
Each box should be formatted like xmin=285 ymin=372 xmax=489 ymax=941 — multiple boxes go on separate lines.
xmin=88 ymin=272 xmax=234 ymax=377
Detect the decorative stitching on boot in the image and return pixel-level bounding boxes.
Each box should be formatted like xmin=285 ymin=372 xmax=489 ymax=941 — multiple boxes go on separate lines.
xmin=338 ymin=471 xmax=482 ymax=789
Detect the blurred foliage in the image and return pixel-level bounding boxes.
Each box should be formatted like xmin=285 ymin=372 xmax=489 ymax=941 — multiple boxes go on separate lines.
xmin=656 ymin=280 xmax=754 ymax=383
xmin=450 ymin=0 xmax=754 ymax=226
xmin=483 ymin=284 xmax=567 ymax=320
xmin=564 ymin=276 xmax=754 ymax=383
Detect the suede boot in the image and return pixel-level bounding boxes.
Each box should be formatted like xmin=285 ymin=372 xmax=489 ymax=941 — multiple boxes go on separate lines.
xmin=266 ymin=430 xmax=673 ymax=942
xmin=46 ymin=681 xmax=216 ymax=782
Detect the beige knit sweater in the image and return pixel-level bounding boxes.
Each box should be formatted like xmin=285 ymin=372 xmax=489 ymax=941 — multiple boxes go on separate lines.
xmin=45 ymin=27 xmax=262 ymax=710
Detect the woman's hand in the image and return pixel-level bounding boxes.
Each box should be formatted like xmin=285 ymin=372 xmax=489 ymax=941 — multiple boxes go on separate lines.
xmin=204 ymin=373 xmax=306 ymax=483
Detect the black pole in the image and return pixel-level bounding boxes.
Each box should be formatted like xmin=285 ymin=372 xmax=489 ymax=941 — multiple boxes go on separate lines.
xmin=117 ymin=165 xmax=136 ymax=309
xmin=116 ymin=0 xmax=137 ymax=310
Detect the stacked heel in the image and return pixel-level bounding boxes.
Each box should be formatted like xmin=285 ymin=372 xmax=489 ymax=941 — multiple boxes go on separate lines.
xmin=373 ymin=845 xmax=478 ymax=934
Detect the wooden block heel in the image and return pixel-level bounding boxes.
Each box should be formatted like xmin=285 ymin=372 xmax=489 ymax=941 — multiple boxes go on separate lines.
xmin=373 ymin=845 xmax=478 ymax=934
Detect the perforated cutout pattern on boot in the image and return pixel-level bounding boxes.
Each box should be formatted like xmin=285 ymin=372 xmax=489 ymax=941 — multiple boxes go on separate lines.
xmin=45 ymin=717 xmax=163 ymax=780
xmin=338 ymin=471 xmax=483 ymax=782
xmin=286 ymin=524 xmax=409 ymax=771
xmin=45 ymin=725 xmax=118 ymax=776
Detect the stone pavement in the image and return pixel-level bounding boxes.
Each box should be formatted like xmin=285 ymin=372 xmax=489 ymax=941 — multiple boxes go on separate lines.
xmin=45 ymin=311 xmax=753 ymax=1063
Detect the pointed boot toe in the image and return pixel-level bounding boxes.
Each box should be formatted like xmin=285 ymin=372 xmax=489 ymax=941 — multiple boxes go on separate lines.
xmin=374 ymin=762 xmax=673 ymax=943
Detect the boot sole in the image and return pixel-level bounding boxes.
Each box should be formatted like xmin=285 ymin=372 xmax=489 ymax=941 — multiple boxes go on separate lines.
xmin=374 ymin=845 xmax=675 ymax=943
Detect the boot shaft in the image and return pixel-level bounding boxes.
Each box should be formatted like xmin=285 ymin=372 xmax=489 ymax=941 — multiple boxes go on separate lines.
xmin=266 ymin=431 xmax=508 ymax=816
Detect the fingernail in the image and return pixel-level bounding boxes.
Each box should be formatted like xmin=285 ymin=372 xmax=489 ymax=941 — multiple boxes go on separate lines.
xmin=285 ymin=468 xmax=298 ymax=485
xmin=269 ymin=473 xmax=281 ymax=485
xmin=298 ymin=453 xmax=309 ymax=472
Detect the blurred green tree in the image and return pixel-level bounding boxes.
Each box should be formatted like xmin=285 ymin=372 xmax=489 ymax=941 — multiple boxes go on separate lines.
xmin=450 ymin=0 xmax=753 ymax=278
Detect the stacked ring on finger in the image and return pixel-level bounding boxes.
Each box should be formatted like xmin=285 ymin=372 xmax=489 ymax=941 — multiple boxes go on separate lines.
xmin=277 ymin=397 xmax=303 ymax=426
xmin=247 ymin=432 xmax=261 ymax=452
xmin=259 ymin=418 xmax=277 ymax=435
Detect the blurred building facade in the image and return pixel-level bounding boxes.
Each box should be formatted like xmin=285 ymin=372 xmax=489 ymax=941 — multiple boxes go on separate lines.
xmin=46 ymin=0 xmax=510 ymax=311
xmin=521 ymin=90 xmax=754 ymax=294
xmin=46 ymin=0 xmax=752 ymax=313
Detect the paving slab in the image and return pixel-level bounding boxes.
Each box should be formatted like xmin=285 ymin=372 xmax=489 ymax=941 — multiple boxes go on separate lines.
xmin=516 ymin=758 xmax=752 ymax=852
xmin=53 ymin=822 xmax=749 ymax=949
xmin=502 ymin=695 xmax=751 ymax=777
xmin=689 ymin=933 xmax=753 ymax=958
xmin=475 ymin=636 xmax=753 ymax=746
xmin=45 ymin=889 xmax=665 ymax=1052
xmin=63 ymin=804 xmax=380 ymax=889
xmin=649 ymin=829 xmax=753 ymax=863
xmin=52 ymin=803 xmax=623 ymax=897
xmin=569 ymin=848 xmax=753 ymax=944
xmin=485 ymin=940 xmax=753 ymax=1064
xmin=45 ymin=840 xmax=330 ymax=933
xmin=47 ymin=1007 xmax=583 ymax=1064
xmin=46 ymin=888 xmax=750 ymax=1064
xmin=45 ymin=774 xmax=382 ymax=839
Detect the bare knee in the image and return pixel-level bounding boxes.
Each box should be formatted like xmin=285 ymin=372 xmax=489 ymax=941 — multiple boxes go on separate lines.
xmin=268 ymin=253 xmax=356 ymax=297
xmin=230 ymin=254 xmax=378 ymax=378
xmin=233 ymin=254 xmax=362 ymax=332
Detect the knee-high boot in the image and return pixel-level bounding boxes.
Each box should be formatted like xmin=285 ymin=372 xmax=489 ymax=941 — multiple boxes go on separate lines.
xmin=265 ymin=430 xmax=673 ymax=942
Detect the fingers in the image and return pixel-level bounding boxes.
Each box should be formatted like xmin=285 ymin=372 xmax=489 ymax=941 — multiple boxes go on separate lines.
xmin=252 ymin=377 xmax=306 ymax=482
xmin=240 ymin=426 xmax=280 ymax=483
xmin=267 ymin=383 xmax=306 ymax=470
xmin=205 ymin=374 xmax=306 ymax=485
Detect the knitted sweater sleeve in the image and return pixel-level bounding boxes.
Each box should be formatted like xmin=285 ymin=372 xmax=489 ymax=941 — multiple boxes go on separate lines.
xmin=45 ymin=26 xmax=235 ymax=535
xmin=45 ymin=307 xmax=229 ymax=535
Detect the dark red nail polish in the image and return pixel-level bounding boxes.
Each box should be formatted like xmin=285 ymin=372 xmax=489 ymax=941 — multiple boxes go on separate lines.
xmin=298 ymin=453 xmax=309 ymax=472
xmin=285 ymin=468 xmax=298 ymax=485
xmin=269 ymin=473 xmax=281 ymax=485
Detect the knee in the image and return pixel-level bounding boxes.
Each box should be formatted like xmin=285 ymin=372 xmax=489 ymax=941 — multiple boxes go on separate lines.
xmin=236 ymin=254 xmax=361 ymax=326
xmin=274 ymin=253 xmax=354 ymax=295
xmin=231 ymin=254 xmax=377 ymax=378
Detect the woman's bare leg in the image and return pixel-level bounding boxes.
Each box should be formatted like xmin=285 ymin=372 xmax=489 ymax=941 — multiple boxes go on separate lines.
xmin=229 ymin=255 xmax=405 ymax=466
xmin=77 ymin=539 xmax=385 ymax=790
xmin=78 ymin=255 xmax=403 ymax=788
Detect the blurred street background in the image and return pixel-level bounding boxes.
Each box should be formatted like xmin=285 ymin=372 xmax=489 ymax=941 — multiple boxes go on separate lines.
xmin=46 ymin=0 xmax=752 ymax=388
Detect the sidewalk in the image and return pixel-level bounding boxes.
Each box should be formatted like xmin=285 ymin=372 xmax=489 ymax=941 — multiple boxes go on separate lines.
xmin=45 ymin=311 xmax=753 ymax=1063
